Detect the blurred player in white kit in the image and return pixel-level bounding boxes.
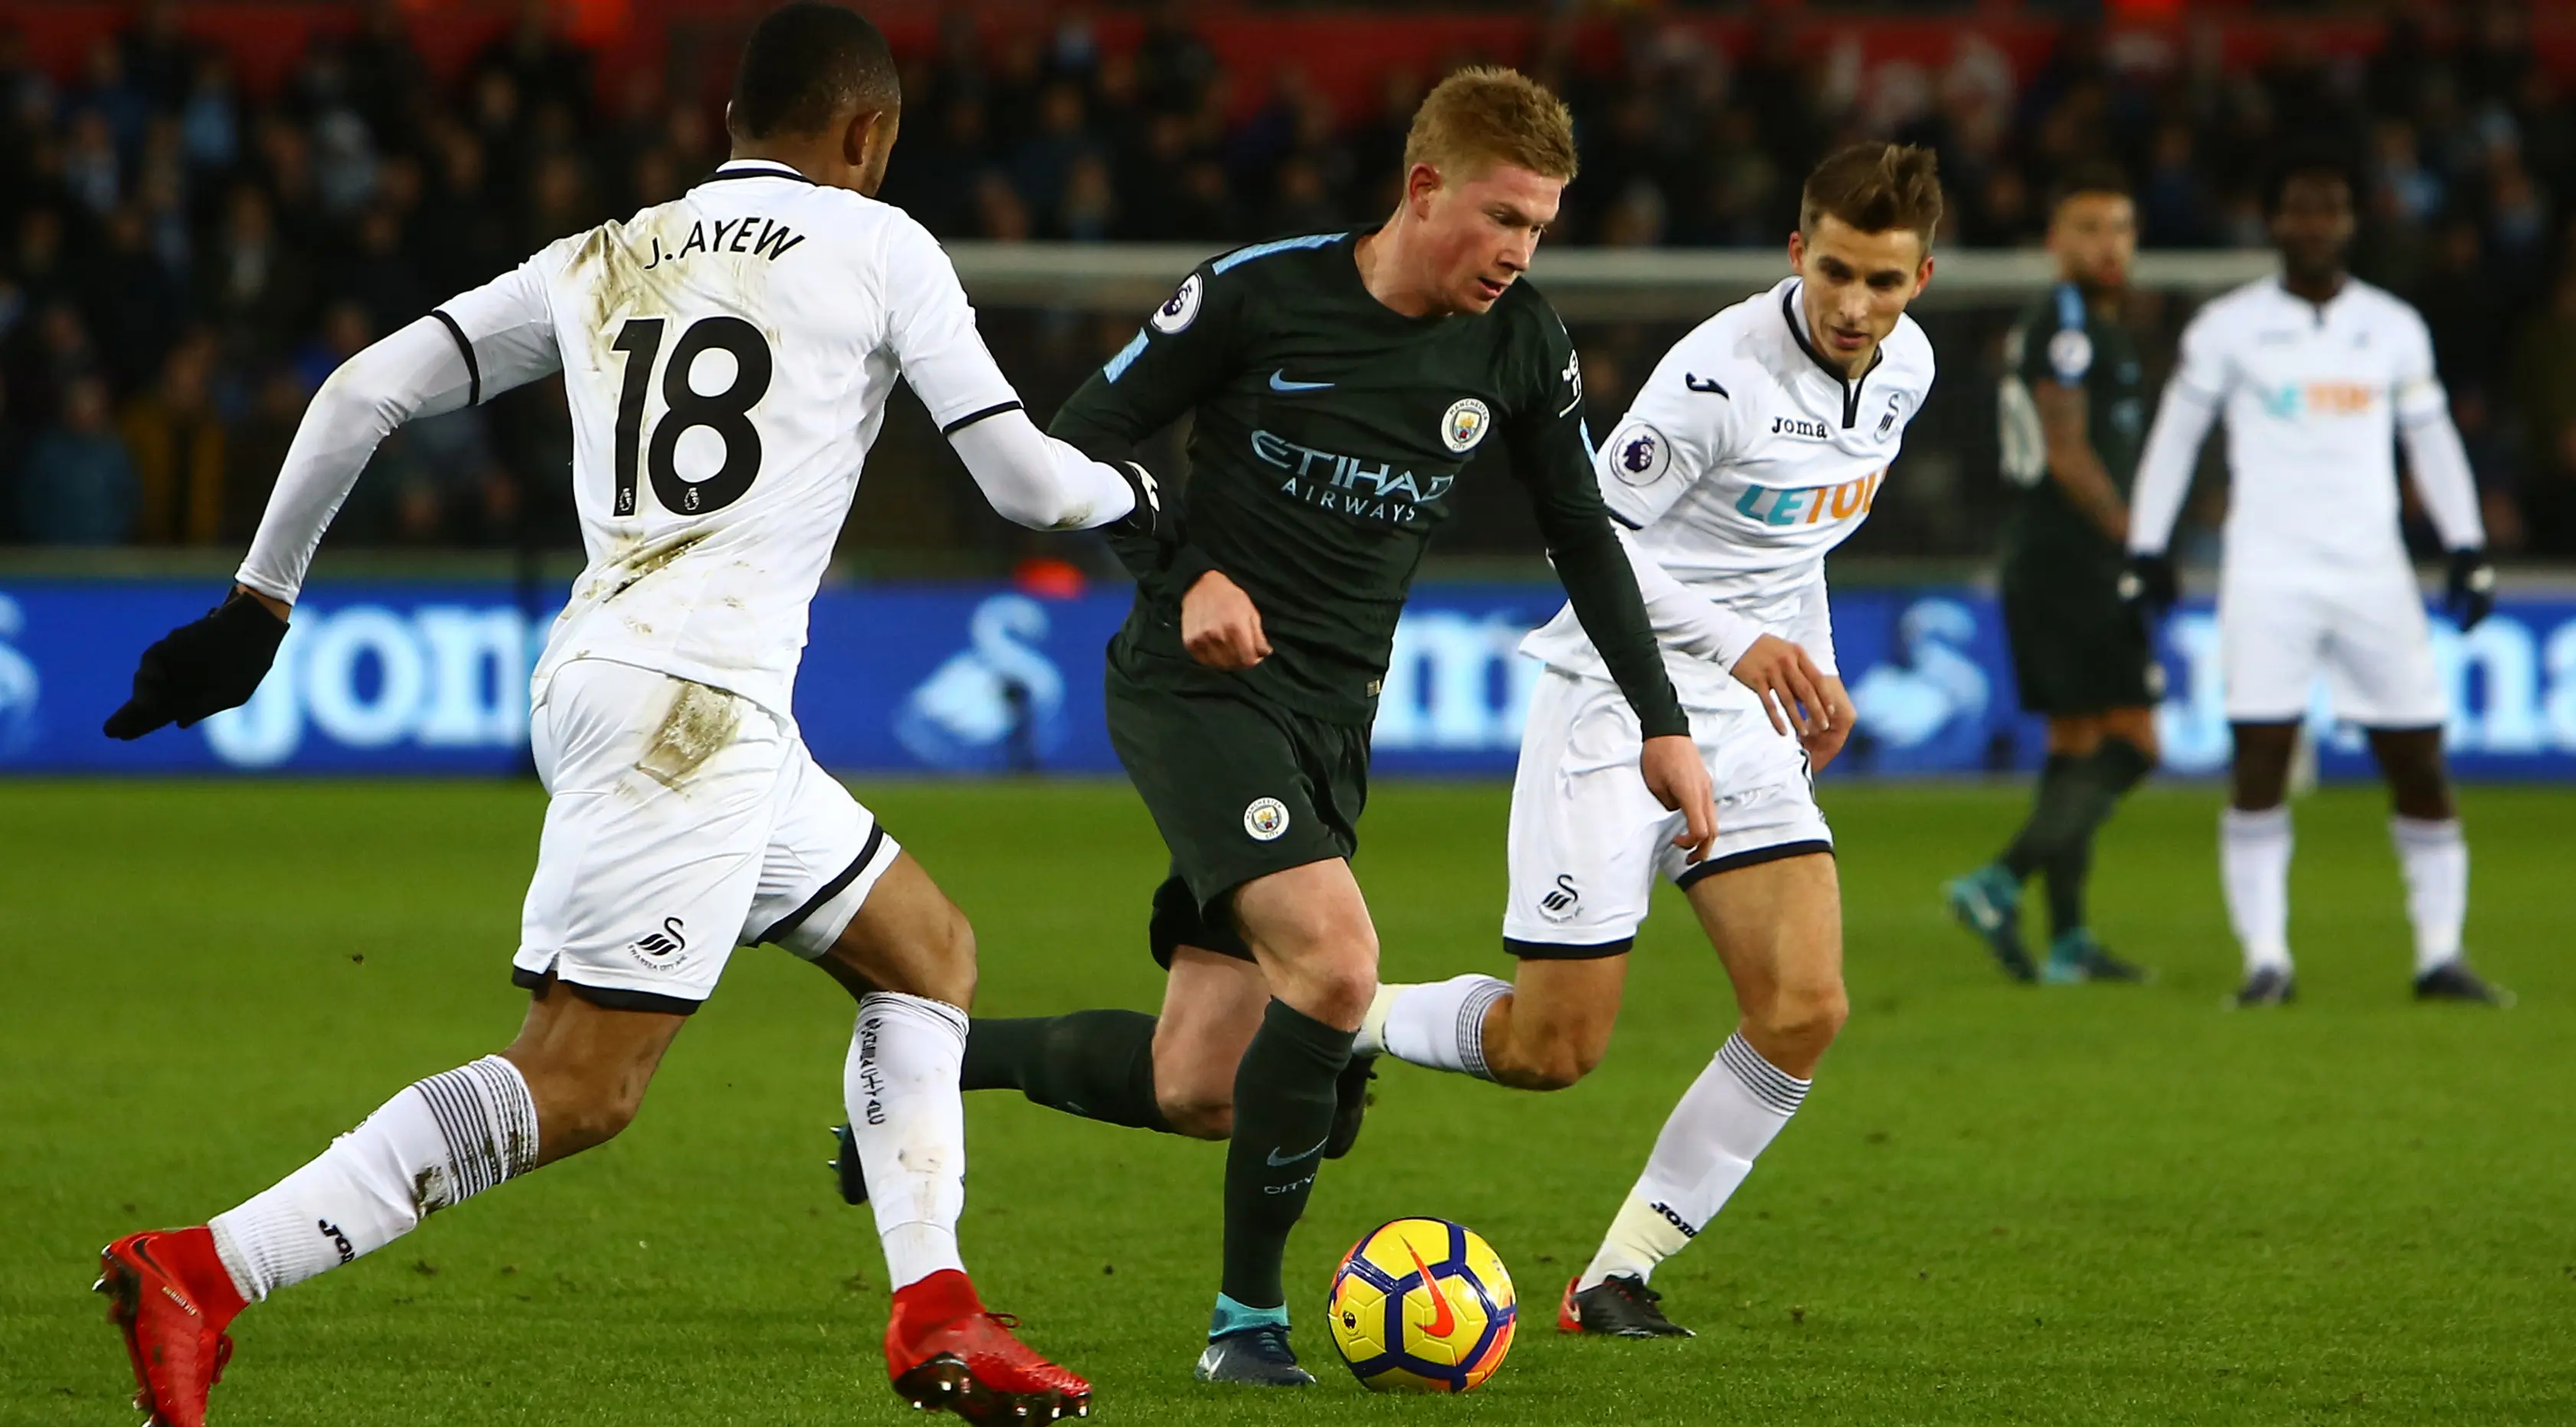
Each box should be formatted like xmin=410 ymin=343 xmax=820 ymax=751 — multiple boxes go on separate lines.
xmin=2125 ymin=147 xmax=2506 ymax=1009
xmin=89 ymin=6 xmax=1153 ymax=1423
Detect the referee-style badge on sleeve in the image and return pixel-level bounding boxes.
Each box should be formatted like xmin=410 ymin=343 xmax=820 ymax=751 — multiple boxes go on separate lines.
xmin=1608 ymin=422 xmax=1672 ymax=485
xmin=1150 ymin=273 xmax=1204 ymax=334
xmin=2048 ymin=328 xmax=2094 ymax=381
xmin=1442 ymin=397 xmax=1492 ymax=453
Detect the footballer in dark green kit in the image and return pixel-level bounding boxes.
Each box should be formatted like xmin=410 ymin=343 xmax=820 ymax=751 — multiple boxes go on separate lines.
xmin=948 ymin=67 xmax=1718 ymax=1386
xmin=1947 ymin=164 xmax=2160 ymax=985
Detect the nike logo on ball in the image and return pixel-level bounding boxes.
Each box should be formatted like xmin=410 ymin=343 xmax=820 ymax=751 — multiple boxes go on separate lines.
xmin=1269 ymin=370 xmax=1332 ymax=392
xmin=1266 ymin=1135 xmax=1329 ymax=1167
xmin=1404 ymin=1240 xmax=1456 ymax=1337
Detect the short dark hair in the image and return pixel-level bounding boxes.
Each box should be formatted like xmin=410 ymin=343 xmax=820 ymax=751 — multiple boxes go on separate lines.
xmin=2049 ymin=160 xmax=2132 ymax=213
xmin=1800 ymin=141 xmax=1944 ymax=248
xmin=2261 ymin=142 xmax=2359 ymax=216
xmin=728 ymin=2 xmax=901 ymax=143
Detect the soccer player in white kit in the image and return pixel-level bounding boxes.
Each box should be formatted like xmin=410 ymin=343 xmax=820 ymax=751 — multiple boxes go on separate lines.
xmin=1356 ymin=143 xmax=1940 ymax=1337
xmin=2126 ymin=149 xmax=2506 ymax=1009
xmin=90 ymin=8 xmax=1148 ymax=1423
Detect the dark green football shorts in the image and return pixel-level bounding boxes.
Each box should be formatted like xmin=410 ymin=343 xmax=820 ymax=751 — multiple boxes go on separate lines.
xmin=2001 ymin=553 xmax=2165 ymax=716
xmin=1105 ymin=648 xmax=1370 ymax=968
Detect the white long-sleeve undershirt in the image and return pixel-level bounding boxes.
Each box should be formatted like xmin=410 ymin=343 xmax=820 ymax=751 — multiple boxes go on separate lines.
xmin=2126 ymin=380 xmax=2218 ymax=557
xmin=234 ymin=318 xmax=1134 ymax=604
xmin=1613 ymin=527 xmax=1768 ymax=671
xmin=2397 ymin=407 xmax=2486 ymax=551
xmin=237 ymin=318 xmax=474 ymax=602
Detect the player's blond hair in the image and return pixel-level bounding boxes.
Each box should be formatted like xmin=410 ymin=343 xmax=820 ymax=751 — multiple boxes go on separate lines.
xmin=1800 ymin=141 xmax=1944 ymax=248
xmin=1401 ymin=66 xmax=1578 ymax=184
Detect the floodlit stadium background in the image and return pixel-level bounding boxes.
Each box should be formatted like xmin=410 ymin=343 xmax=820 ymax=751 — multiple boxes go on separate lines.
xmin=0 ymin=0 xmax=2571 ymax=779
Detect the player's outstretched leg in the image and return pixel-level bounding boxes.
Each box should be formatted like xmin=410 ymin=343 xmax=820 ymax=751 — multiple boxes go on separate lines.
xmin=2365 ymin=727 xmax=2510 ymax=1007
xmin=1189 ymin=860 xmax=1373 ymax=1388
xmin=1564 ymin=854 xmax=1844 ymax=1337
xmin=98 ymin=987 xmax=680 ymax=1427
xmin=940 ymin=884 xmax=1377 ymax=1157
xmin=809 ymin=851 xmax=1091 ymax=1422
xmin=959 ymin=1011 xmax=1174 ymax=1132
xmin=1359 ymin=957 xmax=1621 ymax=1093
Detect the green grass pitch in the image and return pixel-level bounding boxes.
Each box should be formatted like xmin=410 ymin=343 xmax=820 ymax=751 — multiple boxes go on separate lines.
xmin=3 ymin=777 xmax=2571 ymax=1425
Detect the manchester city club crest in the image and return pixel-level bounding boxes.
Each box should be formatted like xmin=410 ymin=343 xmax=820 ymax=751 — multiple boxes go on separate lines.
xmin=1442 ymin=397 xmax=1492 ymax=453
xmin=1244 ymin=796 xmax=1291 ymax=841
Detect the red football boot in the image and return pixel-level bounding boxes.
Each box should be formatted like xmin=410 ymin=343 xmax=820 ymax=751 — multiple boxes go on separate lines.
xmin=96 ymin=1228 xmax=250 ymax=1427
xmin=884 ymin=1269 xmax=1090 ymax=1422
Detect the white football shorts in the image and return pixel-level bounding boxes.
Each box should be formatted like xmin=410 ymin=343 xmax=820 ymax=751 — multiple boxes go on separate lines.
xmin=2219 ymin=560 xmax=2446 ymax=728
xmin=1503 ymin=668 xmax=1833 ymax=956
xmin=511 ymin=658 xmax=900 ymax=1013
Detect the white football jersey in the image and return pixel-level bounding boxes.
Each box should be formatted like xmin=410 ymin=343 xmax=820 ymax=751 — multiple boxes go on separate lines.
xmin=428 ymin=159 xmax=1025 ymax=717
xmin=2143 ymin=276 xmax=2450 ymax=571
xmin=1521 ymin=276 xmax=1936 ymax=707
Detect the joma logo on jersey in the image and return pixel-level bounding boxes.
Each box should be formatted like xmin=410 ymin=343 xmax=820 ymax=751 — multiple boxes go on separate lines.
xmin=2258 ymin=382 xmax=2377 ymax=418
xmin=1253 ymin=429 xmax=1454 ymax=524
xmin=1734 ymin=469 xmax=1885 ymax=527
xmin=1770 ymin=414 xmax=1832 ymax=439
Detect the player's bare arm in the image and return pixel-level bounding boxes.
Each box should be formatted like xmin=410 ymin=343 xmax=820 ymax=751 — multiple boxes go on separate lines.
xmin=2036 ymin=383 xmax=2130 ymax=541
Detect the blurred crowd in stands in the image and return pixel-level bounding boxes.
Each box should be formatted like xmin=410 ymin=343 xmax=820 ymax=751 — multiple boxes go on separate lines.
xmin=2 ymin=1 xmax=2573 ymax=560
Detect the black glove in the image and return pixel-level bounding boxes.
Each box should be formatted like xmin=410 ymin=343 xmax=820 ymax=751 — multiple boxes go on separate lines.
xmin=2118 ymin=552 xmax=2179 ymax=618
xmin=103 ymin=589 xmax=290 ymax=740
xmin=1113 ymin=459 xmax=1173 ymax=544
xmin=2444 ymin=547 xmax=2496 ymax=632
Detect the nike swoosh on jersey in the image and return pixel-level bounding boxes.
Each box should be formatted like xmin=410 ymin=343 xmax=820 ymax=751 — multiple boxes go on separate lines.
xmin=1266 ymin=1135 xmax=1330 ymax=1167
xmin=1269 ymin=370 xmax=1333 ymax=392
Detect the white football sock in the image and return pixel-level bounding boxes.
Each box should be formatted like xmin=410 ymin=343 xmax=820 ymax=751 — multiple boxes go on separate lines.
xmin=2221 ymin=807 xmax=2294 ymax=973
xmin=2391 ymin=816 xmax=2468 ymax=975
xmin=208 ymin=1055 xmax=538 ymax=1302
xmin=1352 ymin=981 xmax=1401 ymax=1058
xmin=1579 ymin=1032 xmax=1807 ymax=1290
xmin=845 ymin=992 xmax=970 ymax=1290
xmin=1371 ymin=974 xmax=1512 ymax=1080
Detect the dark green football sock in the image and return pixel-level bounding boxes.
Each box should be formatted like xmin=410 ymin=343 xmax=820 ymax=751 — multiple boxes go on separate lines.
xmin=959 ymin=1011 xmax=1173 ymax=1133
xmin=1999 ymin=753 xmax=2082 ymax=879
xmin=2044 ymin=837 xmax=2094 ymax=939
xmin=2040 ymin=739 xmax=2154 ymax=939
xmin=1219 ymin=999 xmax=1353 ymax=1311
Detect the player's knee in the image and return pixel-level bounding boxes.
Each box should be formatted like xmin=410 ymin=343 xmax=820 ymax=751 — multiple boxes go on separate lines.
xmin=1755 ymin=979 xmax=1849 ymax=1055
xmin=1492 ymin=1034 xmax=1600 ymax=1092
xmin=528 ymin=1072 xmax=648 ymax=1155
xmin=1263 ymin=917 xmax=1378 ymax=1029
xmin=1306 ymin=961 xmax=1378 ymax=1032
xmin=1156 ymin=1083 xmax=1234 ymax=1140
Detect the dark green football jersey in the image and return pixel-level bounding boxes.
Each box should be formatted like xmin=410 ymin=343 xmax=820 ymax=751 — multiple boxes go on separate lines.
xmin=1997 ymin=282 xmax=2147 ymax=563
xmin=1051 ymin=228 xmax=1686 ymax=737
